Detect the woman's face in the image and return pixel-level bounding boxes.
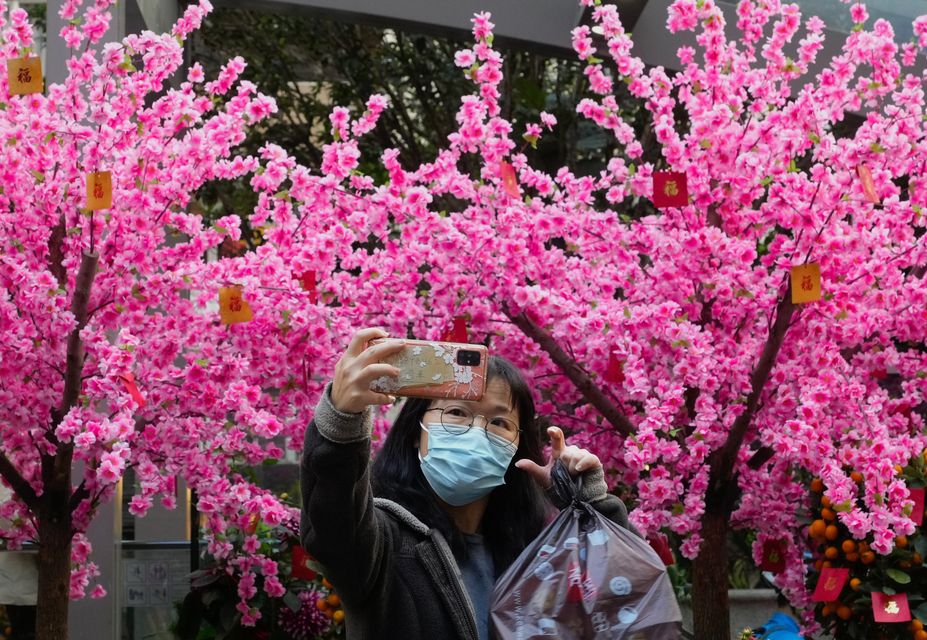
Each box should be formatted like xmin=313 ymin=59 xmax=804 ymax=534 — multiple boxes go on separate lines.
xmin=418 ymin=377 xmax=521 ymax=457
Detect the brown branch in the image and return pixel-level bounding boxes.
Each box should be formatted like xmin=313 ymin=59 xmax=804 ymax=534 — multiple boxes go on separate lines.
xmin=47 ymin=214 xmax=67 ymax=287
xmin=0 ymin=450 xmax=38 ymax=511
xmin=504 ymin=306 xmax=635 ymax=437
xmin=45 ymin=252 xmax=100 ymax=514
xmin=60 ymin=252 xmax=99 ymax=415
xmin=715 ymin=285 xmax=795 ymax=483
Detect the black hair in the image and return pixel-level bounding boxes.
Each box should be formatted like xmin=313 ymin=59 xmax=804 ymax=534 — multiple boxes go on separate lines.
xmin=371 ymin=355 xmax=549 ymax=576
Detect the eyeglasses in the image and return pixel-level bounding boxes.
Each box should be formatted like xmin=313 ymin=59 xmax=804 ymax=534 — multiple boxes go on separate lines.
xmin=424 ymin=405 xmax=521 ymax=448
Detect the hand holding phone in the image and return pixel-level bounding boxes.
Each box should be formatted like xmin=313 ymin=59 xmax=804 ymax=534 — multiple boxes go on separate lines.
xmin=369 ymin=338 xmax=489 ymax=401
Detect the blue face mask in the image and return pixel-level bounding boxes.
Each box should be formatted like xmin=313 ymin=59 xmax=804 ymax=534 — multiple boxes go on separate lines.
xmin=419 ymin=422 xmax=517 ymax=507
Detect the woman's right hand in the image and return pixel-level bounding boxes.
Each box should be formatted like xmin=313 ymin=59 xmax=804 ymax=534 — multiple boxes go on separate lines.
xmin=330 ymin=328 xmax=405 ymax=414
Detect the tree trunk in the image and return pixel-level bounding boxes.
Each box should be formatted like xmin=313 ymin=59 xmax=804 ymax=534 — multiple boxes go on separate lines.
xmin=691 ymin=502 xmax=731 ymax=640
xmin=34 ymin=498 xmax=73 ymax=640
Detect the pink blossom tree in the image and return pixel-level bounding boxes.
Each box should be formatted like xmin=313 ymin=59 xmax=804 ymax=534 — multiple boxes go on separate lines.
xmin=4 ymin=0 xmax=927 ymax=638
xmin=0 ymin=1 xmax=318 ymax=637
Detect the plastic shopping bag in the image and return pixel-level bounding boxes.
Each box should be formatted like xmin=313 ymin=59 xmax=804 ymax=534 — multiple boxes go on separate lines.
xmin=490 ymin=461 xmax=682 ymax=639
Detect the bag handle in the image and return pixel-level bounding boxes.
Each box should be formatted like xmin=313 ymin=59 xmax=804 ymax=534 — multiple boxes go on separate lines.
xmin=549 ymin=458 xmax=583 ymax=506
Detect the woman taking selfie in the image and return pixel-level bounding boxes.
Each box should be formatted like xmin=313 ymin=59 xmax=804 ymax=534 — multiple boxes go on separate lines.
xmin=300 ymin=327 xmax=637 ymax=639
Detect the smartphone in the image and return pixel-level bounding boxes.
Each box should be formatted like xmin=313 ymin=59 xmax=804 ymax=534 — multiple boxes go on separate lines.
xmin=369 ymin=339 xmax=489 ymax=401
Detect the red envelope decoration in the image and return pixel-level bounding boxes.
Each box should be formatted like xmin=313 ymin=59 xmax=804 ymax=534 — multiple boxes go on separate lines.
xmin=7 ymin=57 xmax=43 ymax=95
xmin=790 ymin=263 xmax=822 ymax=305
xmin=910 ymin=487 xmax=925 ymax=526
xmin=872 ymin=592 xmax=910 ymax=623
xmin=441 ymin=316 xmax=469 ymax=343
xmin=857 ymin=164 xmax=879 ymax=204
xmin=652 ymin=172 xmax=688 ymax=208
xmin=298 ymin=270 xmax=318 ymax=304
xmin=759 ymin=539 xmax=786 ymax=573
xmin=118 ymin=372 xmax=146 ymax=408
xmin=500 ymin=161 xmax=520 ymax=199
xmin=812 ymin=567 xmax=848 ymax=602
xmin=604 ymin=353 xmax=625 ymax=385
xmin=219 ymin=286 xmax=253 ymax=324
xmin=291 ymin=545 xmax=317 ymax=581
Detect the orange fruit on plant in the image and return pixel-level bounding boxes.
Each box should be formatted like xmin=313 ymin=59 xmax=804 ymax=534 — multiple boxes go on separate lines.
xmin=821 ymin=603 xmax=835 ymax=617
xmin=913 ymin=552 xmax=922 ymax=565
xmin=861 ymin=551 xmax=876 ymax=565
xmin=837 ymin=605 xmax=853 ymax=621
xmin=317 ymin=597 xmax=329 ymax=610
xmin=825 ymin=546 xmax=839 ymax=560
xmin=849 ymin=578 xmax=862 ymax=591
xmin=896 ymin=535 xmax=908 ymax=548
xmin=322 ymin=577 xmax=333 ymax=589
xmin=845 ymin=552 xmax=860 ymax=562
xmin=333 ymin=610 xmax=345 ymax=623
xmin=821 ymin=496 xmax=832 ymax=509
xmin=912 ymin=619 xmax=924 ymax=632
xmin=915 ymin=630 xmax=927 ymax=640
xmin=811 ymin=478 xmax=824 ymax=493
xmin=850 ymin=471 xmax=864 ymax=483
xmin=825 ymin=525 xmax=839 ymax=541
xmin=810 ymin=519 xmax=827 ymax=539
xmin=326 ymin=593 xmax=341 ymax=608
xmin=841 ymin=540 xmax=857 ymax=554
xmin=813 ymin=559 xmax=824 ymax=571
xmin=822 ymin=560 xmax=833 ymax=568
xmin=822 ymin=508 xmax=836 ymax=521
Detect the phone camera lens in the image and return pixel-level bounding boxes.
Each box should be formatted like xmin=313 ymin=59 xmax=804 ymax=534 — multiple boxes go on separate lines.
xmin=456 ymin=350 xmax=481 ymax=367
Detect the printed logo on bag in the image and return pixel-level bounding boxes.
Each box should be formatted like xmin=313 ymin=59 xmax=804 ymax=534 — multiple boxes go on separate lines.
xmin=533 ymin=561 xmax=555 ymax=581
xmin=588 ymin=528 xmax=608 ymax=545
xmin=609 ymin=576 xmax=632 ymax=596
xmin=537 ymin=544 xmax=557 ymax=560
xmin=582 ymin=575 xmax=598 ymax=604
xmin=592 ymin=612 xmax=609 ymax=632
xmin=538 ymin=618 xmax=557 ymax=635
xmin=563 ymin=536 xmax=579 ymax=550
xmin=567 ymin=563 xmax=583 ymax=603
xmin=618 ymin=606 xmax=639 ymax=625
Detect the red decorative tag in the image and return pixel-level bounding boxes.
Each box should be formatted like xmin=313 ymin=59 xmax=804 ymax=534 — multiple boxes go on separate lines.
xmin=441 ymin=316 xmax=469 ymax=343
xmin=298 ymin=271 xmax=318 ymax=305
xmin=759 ymin=539 xmax=786 ymax=573
xmin=118 ymin=372 xmax=146 ymax=408
xmin=648 ymin=533 xmax=674 ymax=566
xmin=812 ymin=567 xmax=848 ymax=602
xmin=872 ymin=592 xmax=910 ymax=623
xmin=292 ymin=546 xmax=317 ymax=581
xmin=857 ymin=164 xmax=879 ymax=204
xmin=604 ymin=353 xmax=625 ymax=385
xmin=910 ymin=487 xmax=925 ymax=526
xmin=500 ymin=162 xmax=520 ymax=199
xmin=652 ymin=172 xmax=688 ymax=208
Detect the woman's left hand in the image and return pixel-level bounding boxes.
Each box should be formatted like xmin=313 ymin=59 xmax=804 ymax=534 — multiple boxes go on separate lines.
xmin=515 ymin=426 xmax=602 ymax=489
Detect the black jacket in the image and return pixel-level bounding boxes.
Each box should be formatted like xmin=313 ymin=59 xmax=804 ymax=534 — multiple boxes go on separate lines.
xmin=300 ymin=389 xmax=636 ymax=640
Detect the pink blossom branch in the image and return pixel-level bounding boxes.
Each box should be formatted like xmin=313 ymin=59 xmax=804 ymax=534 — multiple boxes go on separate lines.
xmin=715 ymin=284 xmax=796 ymax=483
xmin=503 ymin=306 xmax=635 ymax=437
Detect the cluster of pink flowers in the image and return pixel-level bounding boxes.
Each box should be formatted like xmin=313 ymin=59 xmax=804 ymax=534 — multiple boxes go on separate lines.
xmin=2 ymin=0 xmax=927 ymax=629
